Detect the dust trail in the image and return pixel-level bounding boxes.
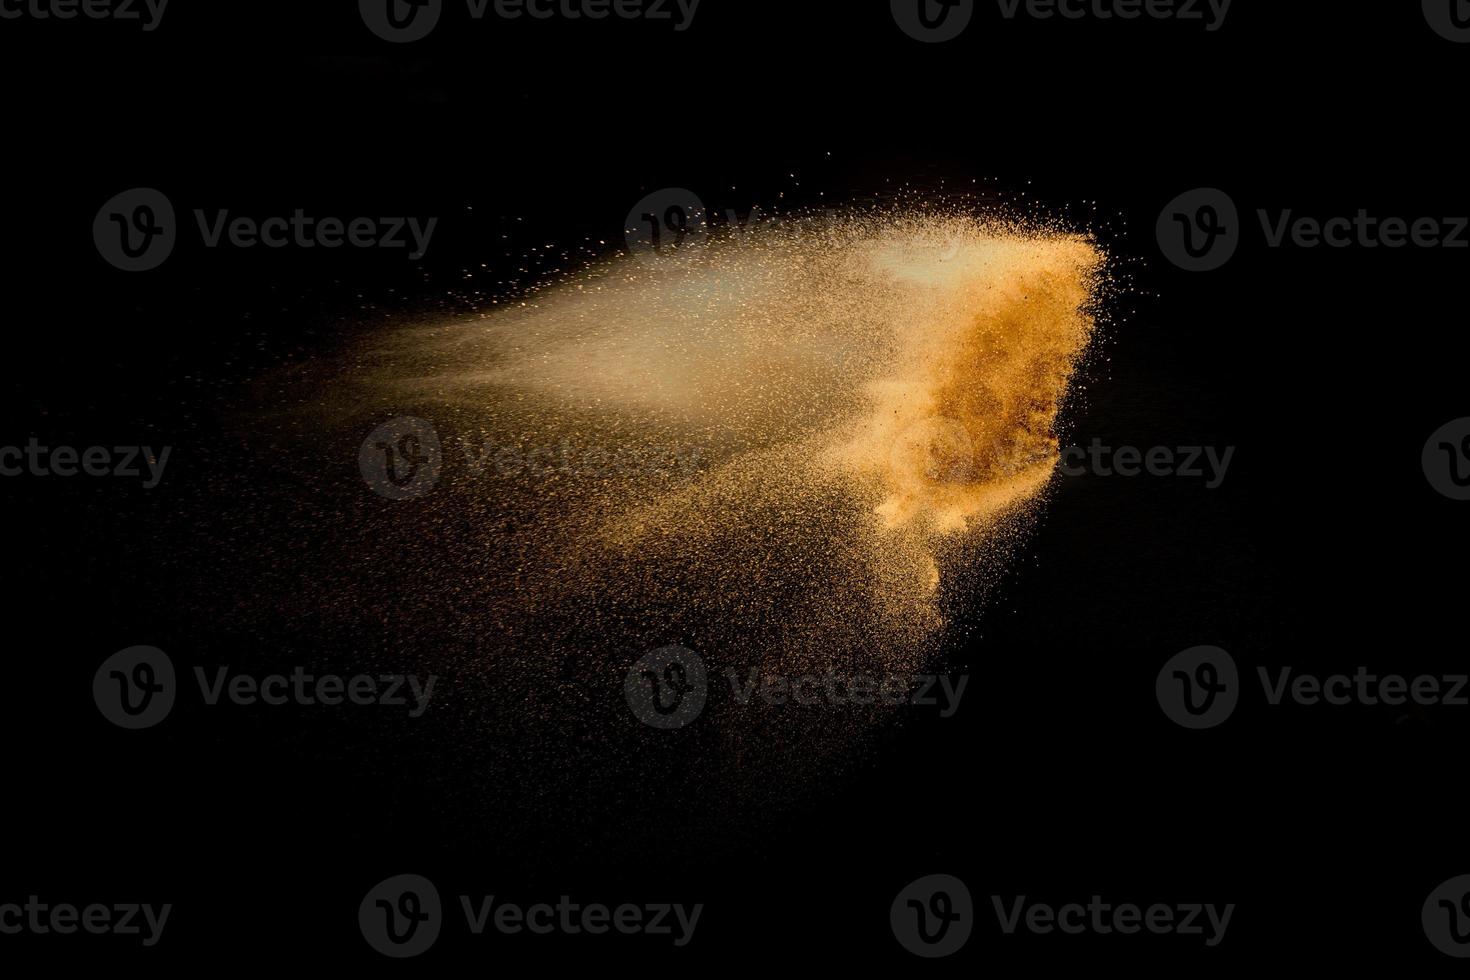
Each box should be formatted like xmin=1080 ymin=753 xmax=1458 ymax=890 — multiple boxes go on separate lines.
xmin=378 ymin=210 xmax=1099 ymax=660
xmin=214 ymin=206 xmax=1106 ymax=862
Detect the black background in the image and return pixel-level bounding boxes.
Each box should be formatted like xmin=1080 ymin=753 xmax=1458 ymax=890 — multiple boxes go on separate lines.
xmin=3 ymin=0 xmax=1467 ymax=970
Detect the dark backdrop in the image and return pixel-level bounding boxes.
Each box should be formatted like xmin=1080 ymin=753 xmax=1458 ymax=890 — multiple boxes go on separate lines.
xmin=2 ymin=0 xmax=1465 ymax=971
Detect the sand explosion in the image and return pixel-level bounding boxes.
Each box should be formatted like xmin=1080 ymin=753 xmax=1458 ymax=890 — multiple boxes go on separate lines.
xmin=363 ymin=210 xmax=1101 ymax=648
xmin=220 ymin=206 xmax=1106 ymax=859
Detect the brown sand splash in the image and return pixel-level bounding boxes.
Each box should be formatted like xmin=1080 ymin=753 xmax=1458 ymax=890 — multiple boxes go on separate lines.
xmin=302 ymin=206 xmax=1107 ymax=702
xmin=220 ymin=205 xmax=1107 ymax=861
xmin=485 ymin=212 xmax=1107 ymax=670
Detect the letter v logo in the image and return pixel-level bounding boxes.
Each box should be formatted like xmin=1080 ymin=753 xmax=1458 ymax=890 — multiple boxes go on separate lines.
xmin=892 ymin=0 xmax=974 ymax=42
xmin=362 ymin=0 xmax=443 ymax=42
